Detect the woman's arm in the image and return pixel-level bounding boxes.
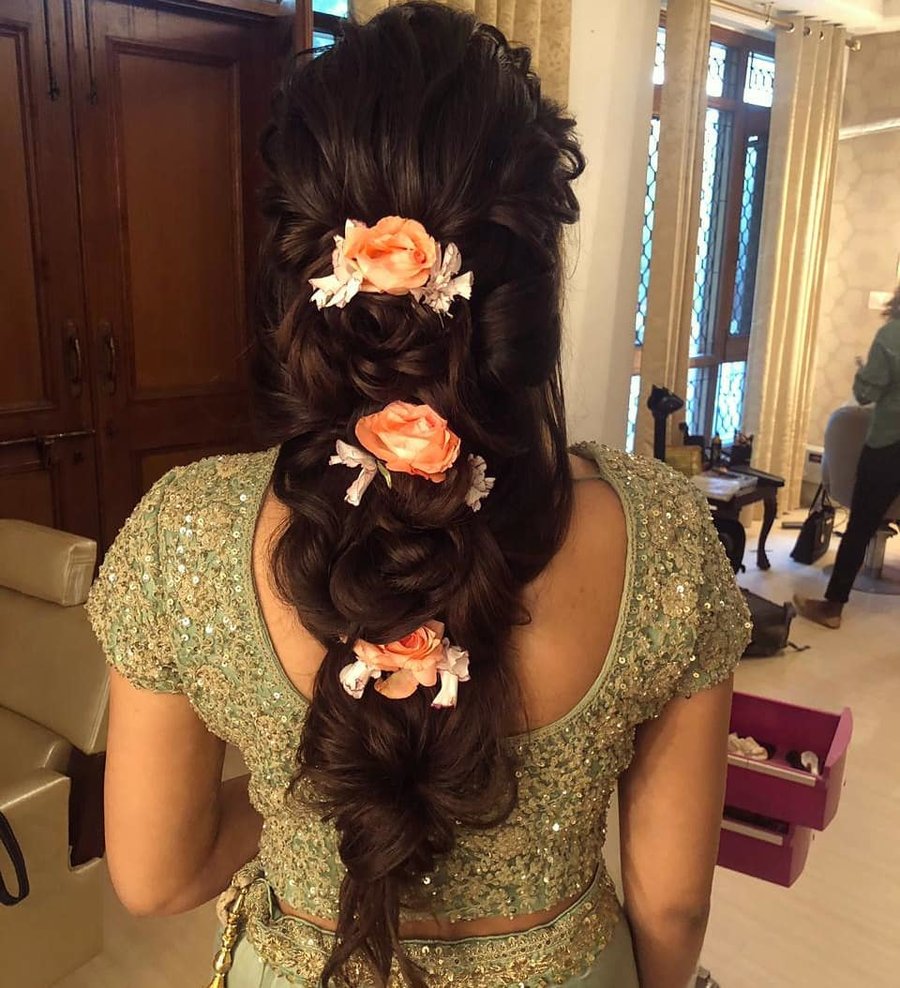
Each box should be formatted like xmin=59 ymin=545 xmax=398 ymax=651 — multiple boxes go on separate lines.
xmin=618 ymin=677 xmax=733 ymax=988
xmin=853 ymin=335 xmax=891 ymax=406
xmin=104 ymin=668 xmax=262 ymax=916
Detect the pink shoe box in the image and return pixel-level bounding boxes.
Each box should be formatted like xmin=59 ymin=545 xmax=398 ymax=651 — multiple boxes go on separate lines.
xmin=724 ymin=692 xmax=853 ymax=831
xmin=717 ymin=810 xmax=812 ymax=887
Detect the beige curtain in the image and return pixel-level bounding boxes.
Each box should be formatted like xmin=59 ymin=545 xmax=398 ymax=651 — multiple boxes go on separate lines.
xmin=634 ymin=0 xmax=711 ymax=458
xmin=351 ymin=0 xmax=571 ymax=104
xmin=743 ymin=22 xmax=848 ymax=508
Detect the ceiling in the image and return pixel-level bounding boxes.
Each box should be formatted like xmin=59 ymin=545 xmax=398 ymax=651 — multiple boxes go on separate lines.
xmin=773 ymin=1 xmax=900 ymax=32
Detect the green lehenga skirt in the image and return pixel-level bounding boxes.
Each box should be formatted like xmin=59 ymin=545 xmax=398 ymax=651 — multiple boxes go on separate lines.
xmin=214 ymin=880 xmax=640 ymax=988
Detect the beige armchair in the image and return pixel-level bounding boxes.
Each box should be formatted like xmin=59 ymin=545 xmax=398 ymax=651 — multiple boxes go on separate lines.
xmin=0 ymin=520 xmax=109 ymax=987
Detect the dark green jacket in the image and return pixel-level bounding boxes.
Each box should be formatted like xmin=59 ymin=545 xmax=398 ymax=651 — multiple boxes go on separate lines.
xmin=853 ymin=318 xmax=900 ymax=448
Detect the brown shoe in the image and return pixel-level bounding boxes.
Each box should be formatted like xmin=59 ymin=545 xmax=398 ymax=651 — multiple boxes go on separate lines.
xmin=793 ymin=595 xmax=843 ymax=630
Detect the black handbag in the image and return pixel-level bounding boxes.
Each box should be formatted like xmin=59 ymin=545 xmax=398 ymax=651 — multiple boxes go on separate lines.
xmin=0 ymin=809 xmax=30 ymax=906
xmin=790 ymin=484 xmax=835 ymax=565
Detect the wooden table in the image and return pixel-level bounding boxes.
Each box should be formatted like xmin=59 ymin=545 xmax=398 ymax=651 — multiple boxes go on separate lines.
xmin=705 ymin=466 xmax=785 ymax=570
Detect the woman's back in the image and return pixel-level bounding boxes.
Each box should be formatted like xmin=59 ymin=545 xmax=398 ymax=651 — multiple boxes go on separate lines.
xmin=86 ymin=5 xmax=750 ymax=986
xmin=88 ymin=442 xmax=748 ymax=985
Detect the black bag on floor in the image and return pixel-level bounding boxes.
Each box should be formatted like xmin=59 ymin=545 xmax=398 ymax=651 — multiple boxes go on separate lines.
xmin=790 ymin=484 xmax=835 ymax=565
xmin=742 ymin=590 xmax=797 ymax=658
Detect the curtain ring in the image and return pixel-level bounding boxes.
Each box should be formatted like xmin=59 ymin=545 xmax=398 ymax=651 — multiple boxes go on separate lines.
xmin=819 ymin=29 xmax=826 ymax=41
xmin=803 ymin=24 xmax=812 ymax=37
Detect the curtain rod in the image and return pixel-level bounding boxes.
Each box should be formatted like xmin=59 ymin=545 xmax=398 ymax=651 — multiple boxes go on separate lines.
xmin=709 ymin=0 xmax=862 ymax=50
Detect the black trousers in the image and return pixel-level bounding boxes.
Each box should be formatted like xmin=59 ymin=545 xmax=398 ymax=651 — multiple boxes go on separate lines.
xmin=826 ymin=440 xmax=900 ymax=603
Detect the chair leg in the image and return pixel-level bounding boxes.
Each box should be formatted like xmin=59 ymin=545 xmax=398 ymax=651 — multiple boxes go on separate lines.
xmin=862 ymin=528 xmax=892 ymax=579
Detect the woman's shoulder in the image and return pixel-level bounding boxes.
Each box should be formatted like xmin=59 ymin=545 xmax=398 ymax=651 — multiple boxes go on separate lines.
xmin=149 ymin=447 xmax=278 ymax=522
xmin=570 ymin=442 xmax=709 ymax=518
xmin=87 ymin=448 xmax=277 ymax=693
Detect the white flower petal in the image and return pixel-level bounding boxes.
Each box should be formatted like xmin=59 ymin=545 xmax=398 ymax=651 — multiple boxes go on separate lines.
xmin=431 ymin=670 xmax=460 ymax=708
xmin=438 ymin=641 xmax=471 ymax=681
xmin=328 ymin=441 xmax=378 ymax=506
xmin=338 ymin=660 xmax=382 ymax=699
xmin=465 ymin=454 xmax=495 ymax=511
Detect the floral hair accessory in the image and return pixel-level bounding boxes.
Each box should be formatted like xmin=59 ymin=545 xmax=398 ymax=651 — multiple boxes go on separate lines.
xmin=309 ymin=217 xmax=473 ymax=315
xmin=465 ymin=454 xmax=495 ymax=512
xmin=356 ymin=402 xmax=461 ymax=481
xmin=328 ymin=402 xmax=495 ymax=511
xmin=339 ymin=620 xmax=471 ymax=707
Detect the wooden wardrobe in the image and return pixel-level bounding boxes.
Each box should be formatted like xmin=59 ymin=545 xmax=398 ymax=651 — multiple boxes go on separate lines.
xmin=1 ymin=0 xmax=296 ymax=550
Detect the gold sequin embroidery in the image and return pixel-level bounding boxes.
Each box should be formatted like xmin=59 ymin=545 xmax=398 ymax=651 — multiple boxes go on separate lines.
xmin=86 ymin=443 xmax=751 ymax=984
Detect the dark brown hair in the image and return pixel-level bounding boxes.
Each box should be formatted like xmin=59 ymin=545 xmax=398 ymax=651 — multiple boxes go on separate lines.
xmin=253 ymin=3 xmax=584 ymax=984
xmin=884 ymin=284 xmax=900 ymax=321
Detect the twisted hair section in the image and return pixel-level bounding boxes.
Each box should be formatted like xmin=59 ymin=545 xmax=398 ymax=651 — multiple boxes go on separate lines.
xmin=253 ymin=3 xmax=584 ymax=983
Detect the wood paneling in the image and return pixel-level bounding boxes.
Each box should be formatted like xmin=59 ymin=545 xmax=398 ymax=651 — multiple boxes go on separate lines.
xmin=0 ymin=0 xmax=99 ymax=544
xmin=0 ymin=0 xmax=289 ymax=550
xmin=69 ymin=0 xmax=288 ymax=547
xmin=115 ymin=48 xmax=244 ymax=395
xmin=0 ymin=466 xmax=55 ymax=527
xmin=0 ymin=31 xmax=45 ymax=407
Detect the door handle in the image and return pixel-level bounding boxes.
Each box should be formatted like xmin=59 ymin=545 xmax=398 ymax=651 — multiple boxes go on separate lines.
xmin=100 ymin=322 xmax=117 ymax=395
xmin=64 ymin=320 xmax=83 ymax=396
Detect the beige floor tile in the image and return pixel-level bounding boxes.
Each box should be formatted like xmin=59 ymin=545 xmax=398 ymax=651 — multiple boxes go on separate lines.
xmin=702 ymin=513 xmax=900 ymax=988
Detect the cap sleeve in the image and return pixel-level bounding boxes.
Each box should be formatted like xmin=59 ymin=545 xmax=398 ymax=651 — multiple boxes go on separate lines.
xmin=675 ymin=486 xmax=752 ymax=698
xmin=86 ymin=472 xmax=183 ymax=693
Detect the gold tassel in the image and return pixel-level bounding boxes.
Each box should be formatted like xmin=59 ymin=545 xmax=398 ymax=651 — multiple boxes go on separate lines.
xmin=204 ymin=886 xmax=248 ymax=988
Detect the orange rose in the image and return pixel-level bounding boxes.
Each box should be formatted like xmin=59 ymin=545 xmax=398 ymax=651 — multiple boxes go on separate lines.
xmin=354 ymin=620 xmax=446 ymax=699
xmin=355 ymin=402 xmax=461 ymax=482
xmin=343 ymin=216 xmax=437 ymax=295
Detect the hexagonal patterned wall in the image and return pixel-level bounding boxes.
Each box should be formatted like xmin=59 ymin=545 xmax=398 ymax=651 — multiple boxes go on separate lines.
xmin=808 ymin=31 xmax=900 ymax=448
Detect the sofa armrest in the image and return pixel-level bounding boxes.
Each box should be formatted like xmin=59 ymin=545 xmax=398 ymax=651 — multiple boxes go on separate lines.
xmin=0 ymin=770 xmax=73 ymax=890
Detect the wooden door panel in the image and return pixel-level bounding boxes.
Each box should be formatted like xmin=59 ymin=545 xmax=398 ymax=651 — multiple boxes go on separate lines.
xmin=114 ymin=45 xmax=244 ymax=397
xmin=0 ymin=30 xmax=46 ymax=409
xmin=70 ymin=0 xmax=288 ymax=547
xmin=0 ymin=463 xmax=56 ymax=527
xmin=0 ymin=435 xmax=101 ymax=540
xmin=0 ymin=0 xmax=99 ymax=544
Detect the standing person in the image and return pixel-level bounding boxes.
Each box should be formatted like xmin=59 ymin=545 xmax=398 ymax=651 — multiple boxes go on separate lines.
xmin=795 ymin=289 xmax=900 ymax=628
xmin=85 ymin=5 xmax=750 ymax=987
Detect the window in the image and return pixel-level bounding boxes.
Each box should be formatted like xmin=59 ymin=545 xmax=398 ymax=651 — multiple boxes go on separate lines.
xmin=626 ymin=23 xmax=774 ymax=451
xmin=312 ymin=0 xmax=348 ymax=50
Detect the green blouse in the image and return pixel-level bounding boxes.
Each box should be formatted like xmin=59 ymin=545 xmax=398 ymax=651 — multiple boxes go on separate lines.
xmin=86 ymin=443 xmax=750 ymax=987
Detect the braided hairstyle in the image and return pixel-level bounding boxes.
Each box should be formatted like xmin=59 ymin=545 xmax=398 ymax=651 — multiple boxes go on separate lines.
xmin=254 ymin=3 xmax=584 ymax=984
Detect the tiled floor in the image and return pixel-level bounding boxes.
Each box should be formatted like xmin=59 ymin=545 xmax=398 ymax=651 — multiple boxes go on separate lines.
xmin=702 ymin=514 xmax=900 ymax=988
xmin=56 ymin=516 xmax=899 ymax=988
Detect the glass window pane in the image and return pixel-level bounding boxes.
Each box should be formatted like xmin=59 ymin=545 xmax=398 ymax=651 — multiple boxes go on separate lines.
xmin=635 ymin=118 xmax=661 ymax=347
xmin=707 ymin=42 xmax=727 ymax=98
xmin=653 ymin=26 xmax=666 ymax=85
xmin=713 ymin=361 xmax=747 ymax=442
xmin=626 ymin=374 xmax=641 ymax=453
xmin=744 ymin=51 xmax=775 ymax=107
xmin=730 ymin=133 xmax=767 ymax=336
xmin=312 ymin=30 xmax=335 ymax=50
xmin=691 ymin=108 xmax=733 ymax=358
xmin=685 ymin=365 xmax=713 ymax=439
xmin=313 ymin=0 xmax=349 ymax=15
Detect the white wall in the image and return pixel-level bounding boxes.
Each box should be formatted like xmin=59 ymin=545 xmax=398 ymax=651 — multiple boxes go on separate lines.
xmin=563 ymin=0 xmax=659 ymax=448
xmin=808 ymin=31 xmax=900 ymax=448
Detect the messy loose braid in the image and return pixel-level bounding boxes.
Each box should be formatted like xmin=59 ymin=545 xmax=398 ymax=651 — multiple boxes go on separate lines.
xmin=253 ymin=4 xmax=584 ymax=985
